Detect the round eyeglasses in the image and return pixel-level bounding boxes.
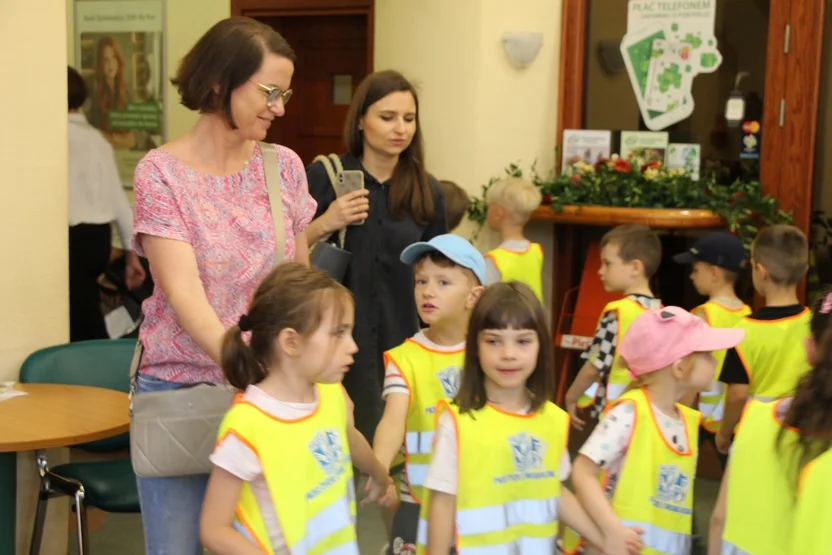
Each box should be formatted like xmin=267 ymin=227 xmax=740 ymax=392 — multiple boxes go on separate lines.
xmin=253 ymin=82 xmax=293 ymax=107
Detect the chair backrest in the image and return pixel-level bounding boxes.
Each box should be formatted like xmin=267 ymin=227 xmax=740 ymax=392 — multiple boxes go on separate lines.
xmin=20 ymin=339 xmax=137 ymax=451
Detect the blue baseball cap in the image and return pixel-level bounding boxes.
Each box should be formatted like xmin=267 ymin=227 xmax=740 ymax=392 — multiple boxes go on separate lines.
xmin=400 ymin=234 xmax=486 ymax=284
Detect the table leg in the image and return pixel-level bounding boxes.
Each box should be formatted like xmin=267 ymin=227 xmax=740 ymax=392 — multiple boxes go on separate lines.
xmin=0 ymin=452 xmax=16 ymax=555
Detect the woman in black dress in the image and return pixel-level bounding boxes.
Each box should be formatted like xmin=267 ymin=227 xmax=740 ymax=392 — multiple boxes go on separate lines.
xmin=305 ymin=70 xmax=447 ymax=443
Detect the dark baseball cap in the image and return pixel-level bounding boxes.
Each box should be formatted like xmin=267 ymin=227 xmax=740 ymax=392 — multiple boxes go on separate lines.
xmin=673 ymin=231 xmax=748 ymax=273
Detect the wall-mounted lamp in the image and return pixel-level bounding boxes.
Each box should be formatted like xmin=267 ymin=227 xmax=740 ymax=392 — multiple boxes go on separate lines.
xmin=501 ymin=31 xmax=543 ymax=69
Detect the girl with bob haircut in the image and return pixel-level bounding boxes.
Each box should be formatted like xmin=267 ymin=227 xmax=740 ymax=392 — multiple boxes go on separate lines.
xmin=417 ymin=282 xmax=642 ymax=555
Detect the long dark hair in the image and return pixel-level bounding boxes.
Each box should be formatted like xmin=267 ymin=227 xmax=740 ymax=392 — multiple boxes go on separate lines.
xmin=455 ymin=282 xmax=554 ymax=414
xmin=221 ymin=262 xmax=351 ymax=390
xmin=94 ymin=36 xmax=127 ymax=131
xmin=343 ymin=70 xmax=435 ymax=225
xmin=777 ymin=289 xmax=832 ymax=474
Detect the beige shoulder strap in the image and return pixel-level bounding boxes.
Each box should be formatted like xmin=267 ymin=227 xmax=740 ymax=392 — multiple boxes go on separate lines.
xmin=259 ymin=142 xmax=286 ymax=263
xmin=312 ymin=153 xmax=348 ymax=248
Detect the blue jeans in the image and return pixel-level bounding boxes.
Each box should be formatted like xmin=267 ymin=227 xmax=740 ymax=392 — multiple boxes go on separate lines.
xmin=134 ymin=374 xmax=210 ymax=555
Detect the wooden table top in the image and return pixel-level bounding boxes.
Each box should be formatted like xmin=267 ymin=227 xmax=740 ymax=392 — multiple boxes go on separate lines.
xmin=0 ymin=384 xmax=129 ymax=452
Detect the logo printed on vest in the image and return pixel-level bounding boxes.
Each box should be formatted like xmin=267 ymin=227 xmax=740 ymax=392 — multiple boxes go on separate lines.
xmin=651 ymin=464 xmax=692 ymax=515
xmin=494 ymin=432 xmax=555 ymax=484
xmin=436 ymin=366 xmax=461 ymax=398
xmin=306 ymin=429 xmax=348 ymax=501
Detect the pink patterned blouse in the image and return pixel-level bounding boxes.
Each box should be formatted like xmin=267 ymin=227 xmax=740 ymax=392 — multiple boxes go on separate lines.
xmin=132 ymin=143 xmax=316 ymax=384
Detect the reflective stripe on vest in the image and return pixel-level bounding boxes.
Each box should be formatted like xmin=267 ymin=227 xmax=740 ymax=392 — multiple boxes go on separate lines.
xmin=719 ymin=542 xmax=750 ymax=555
xmin=485 ymin=244 xmax=544 ymax=303
xmin=404 ymin=431 xmax=434 ymax=487
xmin=621 ymin=520 xmax=691 ymax=554
xmin=735 ymin=309 xmax=811 ymax=400
xmin=217 ymin=384 xmax=358 ymax=555
xmin=386 ymin=339 xmax=464 ymax=502
xmin=695 ymin=302 xmax=751 ymax=433
xmin=577 ymin=298 xmax=650 ymax=409
xmin=722 ymin=398 xmax=797 ymax=554
xmin=415 ymin=401 xmax=569 ymax=554
xmin=416 ymin=498 xmax=559 ymax=547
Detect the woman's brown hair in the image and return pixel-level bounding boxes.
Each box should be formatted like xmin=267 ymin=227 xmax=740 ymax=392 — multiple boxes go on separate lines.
xmin=343 ymin=70 xmax=435 ymax=225
xmin=221 ymin=262 xmax=352 ymax=390
xmin=777 ymin=288 xmax=832 ymax=476
xmin=172 ymin=17 xmax=296 ymax=130
xmin=95 ymin=36 xmax=127 ymax=131
xmin=455 ymin=282 xmax=554 ymax=414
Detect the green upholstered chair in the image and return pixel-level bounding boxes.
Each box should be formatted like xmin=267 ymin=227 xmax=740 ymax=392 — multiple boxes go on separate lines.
xmin=19 ymin=339 xmax=139 ymax=555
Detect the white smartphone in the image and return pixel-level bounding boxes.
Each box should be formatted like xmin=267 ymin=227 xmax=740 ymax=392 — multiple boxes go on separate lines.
xmin=338 ymin=170 xmax=366 ymax=225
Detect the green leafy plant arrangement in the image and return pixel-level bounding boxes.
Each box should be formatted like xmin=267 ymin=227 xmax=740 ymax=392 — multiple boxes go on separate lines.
xmin=467 ymin=155 xmax=792 ymax=248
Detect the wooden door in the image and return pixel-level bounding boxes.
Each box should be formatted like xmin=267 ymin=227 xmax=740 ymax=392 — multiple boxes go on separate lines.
xmin=232 ymin=0 xmax=374 ymax=164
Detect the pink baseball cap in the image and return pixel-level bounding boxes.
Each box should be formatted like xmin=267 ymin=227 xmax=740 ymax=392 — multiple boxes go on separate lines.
xmin=619 ymin=306 xmax=745 ymax=378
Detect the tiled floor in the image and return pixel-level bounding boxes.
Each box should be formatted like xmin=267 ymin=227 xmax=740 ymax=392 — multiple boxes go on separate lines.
xmin=65 ymin=478 xmax=720 ymax=554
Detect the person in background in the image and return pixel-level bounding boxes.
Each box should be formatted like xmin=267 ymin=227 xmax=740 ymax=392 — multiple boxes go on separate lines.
xmin=571 ymin=307 xmax=744 ymax=555
xmin=131 ymin=18 xmax=315 ymax=554
xmin=672 ymin=231 xmax=751 ymax=467
xmin=374 ymin=235 xmax=485 ymax=554
xmin=438 ymin=180 xmax=469 ymax=231
xmin=715 ymin=224 xmax=811 ymax=455
xmin=710 ymin=290 xmax=832 ymax=554
xmin=483 ymin=177 xmax=544 ymax=302
xmin=564 ymin=224 xmax=662 ymax=430
xmin=67 ymin=65 xmax=145 ymax=342
xmin=305 ymin=70 xmax=448 ymax=447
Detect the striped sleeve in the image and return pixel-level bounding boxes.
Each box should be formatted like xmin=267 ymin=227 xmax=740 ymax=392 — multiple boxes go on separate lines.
xmin=382 ymin=357 xmax=409 ymax=398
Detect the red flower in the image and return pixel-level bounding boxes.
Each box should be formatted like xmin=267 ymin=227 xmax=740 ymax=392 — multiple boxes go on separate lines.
xmin=595 ymin=158 xmax=610 ymax=170
xmin=570 ymin=174 xmax=582 ymax=184
xmin=613 ymin=158 xmax=631 ymax=173
xmin=735 ymin=191 xmax=744 ymax=198
xmin=641 ymin=160 xmax=662 ymax=173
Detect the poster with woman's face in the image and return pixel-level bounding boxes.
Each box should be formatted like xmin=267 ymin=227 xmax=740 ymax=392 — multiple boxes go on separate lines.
xmin=76 ymin=0 xmax=164 ymax=187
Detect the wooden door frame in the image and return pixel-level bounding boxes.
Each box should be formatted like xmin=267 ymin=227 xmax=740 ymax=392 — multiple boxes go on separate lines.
xmin=230 ymin=0 xmax=375 ymax=73
xmin=555 ymin=0 xmax=825 ymax=234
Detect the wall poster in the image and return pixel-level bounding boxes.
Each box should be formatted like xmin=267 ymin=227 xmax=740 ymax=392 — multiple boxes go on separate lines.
xmin=75 ymin=0 xmax=164 ymax=187
xmin=621 ymin=0 xmax=722 ymax=131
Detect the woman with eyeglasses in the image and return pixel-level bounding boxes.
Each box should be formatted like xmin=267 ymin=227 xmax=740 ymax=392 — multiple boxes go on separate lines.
xmin=130 ymin=17 xmax=316 ymax=554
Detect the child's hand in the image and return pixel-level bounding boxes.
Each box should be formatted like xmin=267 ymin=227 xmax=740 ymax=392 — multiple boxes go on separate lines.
xmin=362 ymin=474 xmax=395 ymax=507
xmin=716 ymin=432 xmax=732 ymax=455
xmin=602 ymin=524 xmax=643 ymax=555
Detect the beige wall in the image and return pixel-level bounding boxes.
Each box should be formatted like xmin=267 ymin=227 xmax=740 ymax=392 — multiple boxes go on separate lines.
xmin=375 ymin=0 xmax=562 ymax=306
xmin=0 ymin=0 xmax=69 ymax=382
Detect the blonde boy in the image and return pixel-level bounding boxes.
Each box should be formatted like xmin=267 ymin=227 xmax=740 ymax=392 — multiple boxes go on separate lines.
xmin=715 ymin=224 xmax=812 ymax=454
xmin=374 ymin=234 xmax=485 ymax=554
xmin=564 ymin=224 xmax=662 ymax=429
xmin=673 ymin=231 xmax=751 ymax=467
xmin=484 ymin=177 xmax=545 ymax=302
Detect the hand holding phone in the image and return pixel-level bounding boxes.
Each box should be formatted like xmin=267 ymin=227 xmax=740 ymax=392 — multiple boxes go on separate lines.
xmin=325 ymin=189 xmax=370 ymax=232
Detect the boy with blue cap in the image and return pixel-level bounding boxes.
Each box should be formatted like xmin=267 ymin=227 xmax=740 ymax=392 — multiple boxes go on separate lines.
xmin=374 ymin=234 xmax=485 ymax=555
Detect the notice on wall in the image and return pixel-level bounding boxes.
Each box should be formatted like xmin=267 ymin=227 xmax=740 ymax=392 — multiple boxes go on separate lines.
xmin=561 ymin=130 xmax=612 ymax=171
xmin=667 ymin=143 xmax=701 ymax=180
xmin=621 ymin=0 xmax=721 ymax=131
xmin=75 ymin=0 xmax=165 ymax=187
xmin=620 ymin=131 xmax=669 ymax=165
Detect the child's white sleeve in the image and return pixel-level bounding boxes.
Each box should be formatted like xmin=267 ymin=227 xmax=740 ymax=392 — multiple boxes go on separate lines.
xmin=577 ymin=401 xmax=636 ymax=469
xmin=485 ymin=257 xmax=502 ymax=285
xmin=423 ymin=412 xmax=458 ymax=494
xmin=382 ymin=358 xmax=410 ymax=399
xmin=210 ymin=433 xmax=263 ymax=481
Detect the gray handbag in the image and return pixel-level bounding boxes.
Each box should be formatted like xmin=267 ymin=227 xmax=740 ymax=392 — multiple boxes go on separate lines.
xmin=129 ymin=142 xmax=286 ymax=478
xmin=309 ymin=154 xmax=352 ymax=281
